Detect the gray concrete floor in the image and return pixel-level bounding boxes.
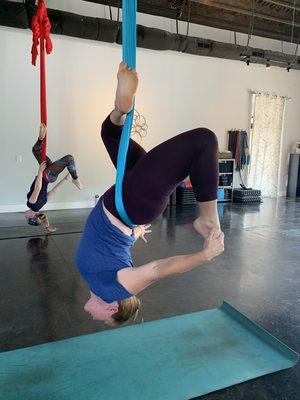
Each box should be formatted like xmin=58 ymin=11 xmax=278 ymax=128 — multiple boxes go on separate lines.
xmin=0 ymin=198 xmax=299 ymax=399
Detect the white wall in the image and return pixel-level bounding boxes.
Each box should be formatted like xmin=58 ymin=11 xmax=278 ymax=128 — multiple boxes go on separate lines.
xmin=1 ymin=4 xmax=300 ymax=211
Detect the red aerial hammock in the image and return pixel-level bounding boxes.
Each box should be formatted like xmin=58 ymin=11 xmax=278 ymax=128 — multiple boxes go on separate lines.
xmin=31 ymin=0 xmax=53 ymax=163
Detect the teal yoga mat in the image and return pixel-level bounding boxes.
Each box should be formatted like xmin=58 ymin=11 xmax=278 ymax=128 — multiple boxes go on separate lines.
xmin=0 ymin=302 xmax=298 ymax=400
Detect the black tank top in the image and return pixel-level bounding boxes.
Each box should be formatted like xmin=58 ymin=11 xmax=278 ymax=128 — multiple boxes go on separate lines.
xmin=27 ymin=177 xmax=49 ymax=212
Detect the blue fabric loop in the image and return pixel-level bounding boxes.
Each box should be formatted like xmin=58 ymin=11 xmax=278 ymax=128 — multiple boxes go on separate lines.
xmin=115 ymin=0 xmax=137 ymax=228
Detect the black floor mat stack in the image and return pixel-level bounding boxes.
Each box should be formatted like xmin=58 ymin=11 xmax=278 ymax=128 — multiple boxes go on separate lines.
xmin=176 ymin=187 xmax=197 ymax=205
xmin=233 ymin=189 xmax=262 ymax=204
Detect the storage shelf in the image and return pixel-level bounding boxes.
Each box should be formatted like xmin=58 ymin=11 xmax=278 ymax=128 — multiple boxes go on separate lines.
xmin=218 ymin=158 xmax=235 ymax=203
xmin=171 ymin=159 xmax=235 ymax=206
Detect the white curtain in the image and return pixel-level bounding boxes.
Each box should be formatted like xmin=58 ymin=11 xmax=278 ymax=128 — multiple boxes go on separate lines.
xmin=248 ymin=93 xmax=286 ymax=197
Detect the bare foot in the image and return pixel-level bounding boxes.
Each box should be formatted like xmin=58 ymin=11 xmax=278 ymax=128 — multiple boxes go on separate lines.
xmin=114 ymin=61 xmax=138 ymax=115
xmin=193 ymin=216 xmax=221 ymax=239
xmin=72 ymin=178 xmax=83 ymax=190
xmin=39 ymin=123 xmax=47 ymax=140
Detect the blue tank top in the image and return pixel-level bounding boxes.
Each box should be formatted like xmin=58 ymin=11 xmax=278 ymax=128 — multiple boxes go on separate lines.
xmin=76 ymin=198 xmax=135 ymax=303
xmin=26 ymin=177 xmax=48 ymax=212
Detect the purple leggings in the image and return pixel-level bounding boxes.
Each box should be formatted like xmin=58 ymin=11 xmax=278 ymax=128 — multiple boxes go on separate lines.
xmin=102 ymin=115 xmax=219 ymax=226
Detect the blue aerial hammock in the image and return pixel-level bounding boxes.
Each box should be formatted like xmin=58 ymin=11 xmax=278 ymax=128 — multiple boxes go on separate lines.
xmin=115 ymin=0 xmax=137 ymax=228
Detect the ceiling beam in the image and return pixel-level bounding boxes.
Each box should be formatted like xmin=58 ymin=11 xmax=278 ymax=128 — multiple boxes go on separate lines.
xmin=255 ymin=0 xmax=300 ymax=12
xmin=85 ymin=0 xmax=300 ymax=43
xmin=198 ymin=0 xmax=300 ymax=27
xmin=1 ymin=1 xmax=299 ymax=70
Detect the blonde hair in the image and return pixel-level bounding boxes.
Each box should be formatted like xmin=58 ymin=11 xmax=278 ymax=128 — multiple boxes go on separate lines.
xmin=112 ymin=296 xmax=141 ymax=325
xmin=39 ymin=214 xmax=49 ymax=225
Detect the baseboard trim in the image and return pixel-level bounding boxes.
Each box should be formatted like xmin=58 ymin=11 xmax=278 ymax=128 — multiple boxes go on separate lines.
xmin=0 ymin=201 xmax=93 ymax=213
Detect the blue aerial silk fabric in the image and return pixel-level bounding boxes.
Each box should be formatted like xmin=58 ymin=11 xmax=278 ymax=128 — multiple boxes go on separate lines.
xmin=115 ymin=0 xmax=137 ymax=227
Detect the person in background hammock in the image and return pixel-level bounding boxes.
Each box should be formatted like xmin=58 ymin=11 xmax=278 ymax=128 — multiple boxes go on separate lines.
xmin=76 ymin=62 xmax=224 ymax=326
xmin=25 ymin=124 xmax=83 ymax=233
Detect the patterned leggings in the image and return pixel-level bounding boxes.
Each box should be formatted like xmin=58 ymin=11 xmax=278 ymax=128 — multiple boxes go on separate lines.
xmin=32 ymin=139 xmax=78 ymax=183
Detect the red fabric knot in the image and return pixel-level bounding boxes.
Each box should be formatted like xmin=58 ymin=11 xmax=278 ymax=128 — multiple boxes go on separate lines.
xmin=31 ymin=0 xmax=53 ymax=66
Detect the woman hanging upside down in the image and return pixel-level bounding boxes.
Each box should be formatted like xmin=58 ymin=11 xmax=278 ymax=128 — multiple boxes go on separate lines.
xmin=76 ymin=62 xmax=224 ymax=326
xmin=25 ymin=124 xmax=83 ymax=232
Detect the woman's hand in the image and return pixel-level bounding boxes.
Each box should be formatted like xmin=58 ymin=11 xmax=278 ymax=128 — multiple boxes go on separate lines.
xmin=203 ymin=230 xmax=224 ymax=261
xmin=38 ymin=161 xmax=47 ymax=174
xmin=40 ymin=214 xmax=58 ymax=234
xmin=45 ymin=225 xmax=58 ymax=234
xmin=135 ymin=224 xmax=152 ymax=243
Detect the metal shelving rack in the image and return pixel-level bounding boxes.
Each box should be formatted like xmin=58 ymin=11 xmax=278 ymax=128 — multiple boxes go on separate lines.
xmin=218 ymin=159 xmax=235 ymax=203
xmin=169 ymin=158 xmax=236 ymax=206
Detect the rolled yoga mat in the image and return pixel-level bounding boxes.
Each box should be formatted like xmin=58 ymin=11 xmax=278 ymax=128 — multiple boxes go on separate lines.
xmin=0 ymin=302 xmax=298 ymax=400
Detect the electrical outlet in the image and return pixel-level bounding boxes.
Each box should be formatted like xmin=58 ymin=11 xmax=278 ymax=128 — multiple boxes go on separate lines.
xmin=16 ymin=155 xmax=23 ymax=163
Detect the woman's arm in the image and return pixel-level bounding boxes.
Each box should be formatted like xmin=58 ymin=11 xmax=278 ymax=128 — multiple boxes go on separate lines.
xmin=118 ymin=231 xmax=224 ymax=294
xmin=28 ymin=161 xmax=47 ymax=204
xmin=47 ymin=174 xmax=69 ymax=201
